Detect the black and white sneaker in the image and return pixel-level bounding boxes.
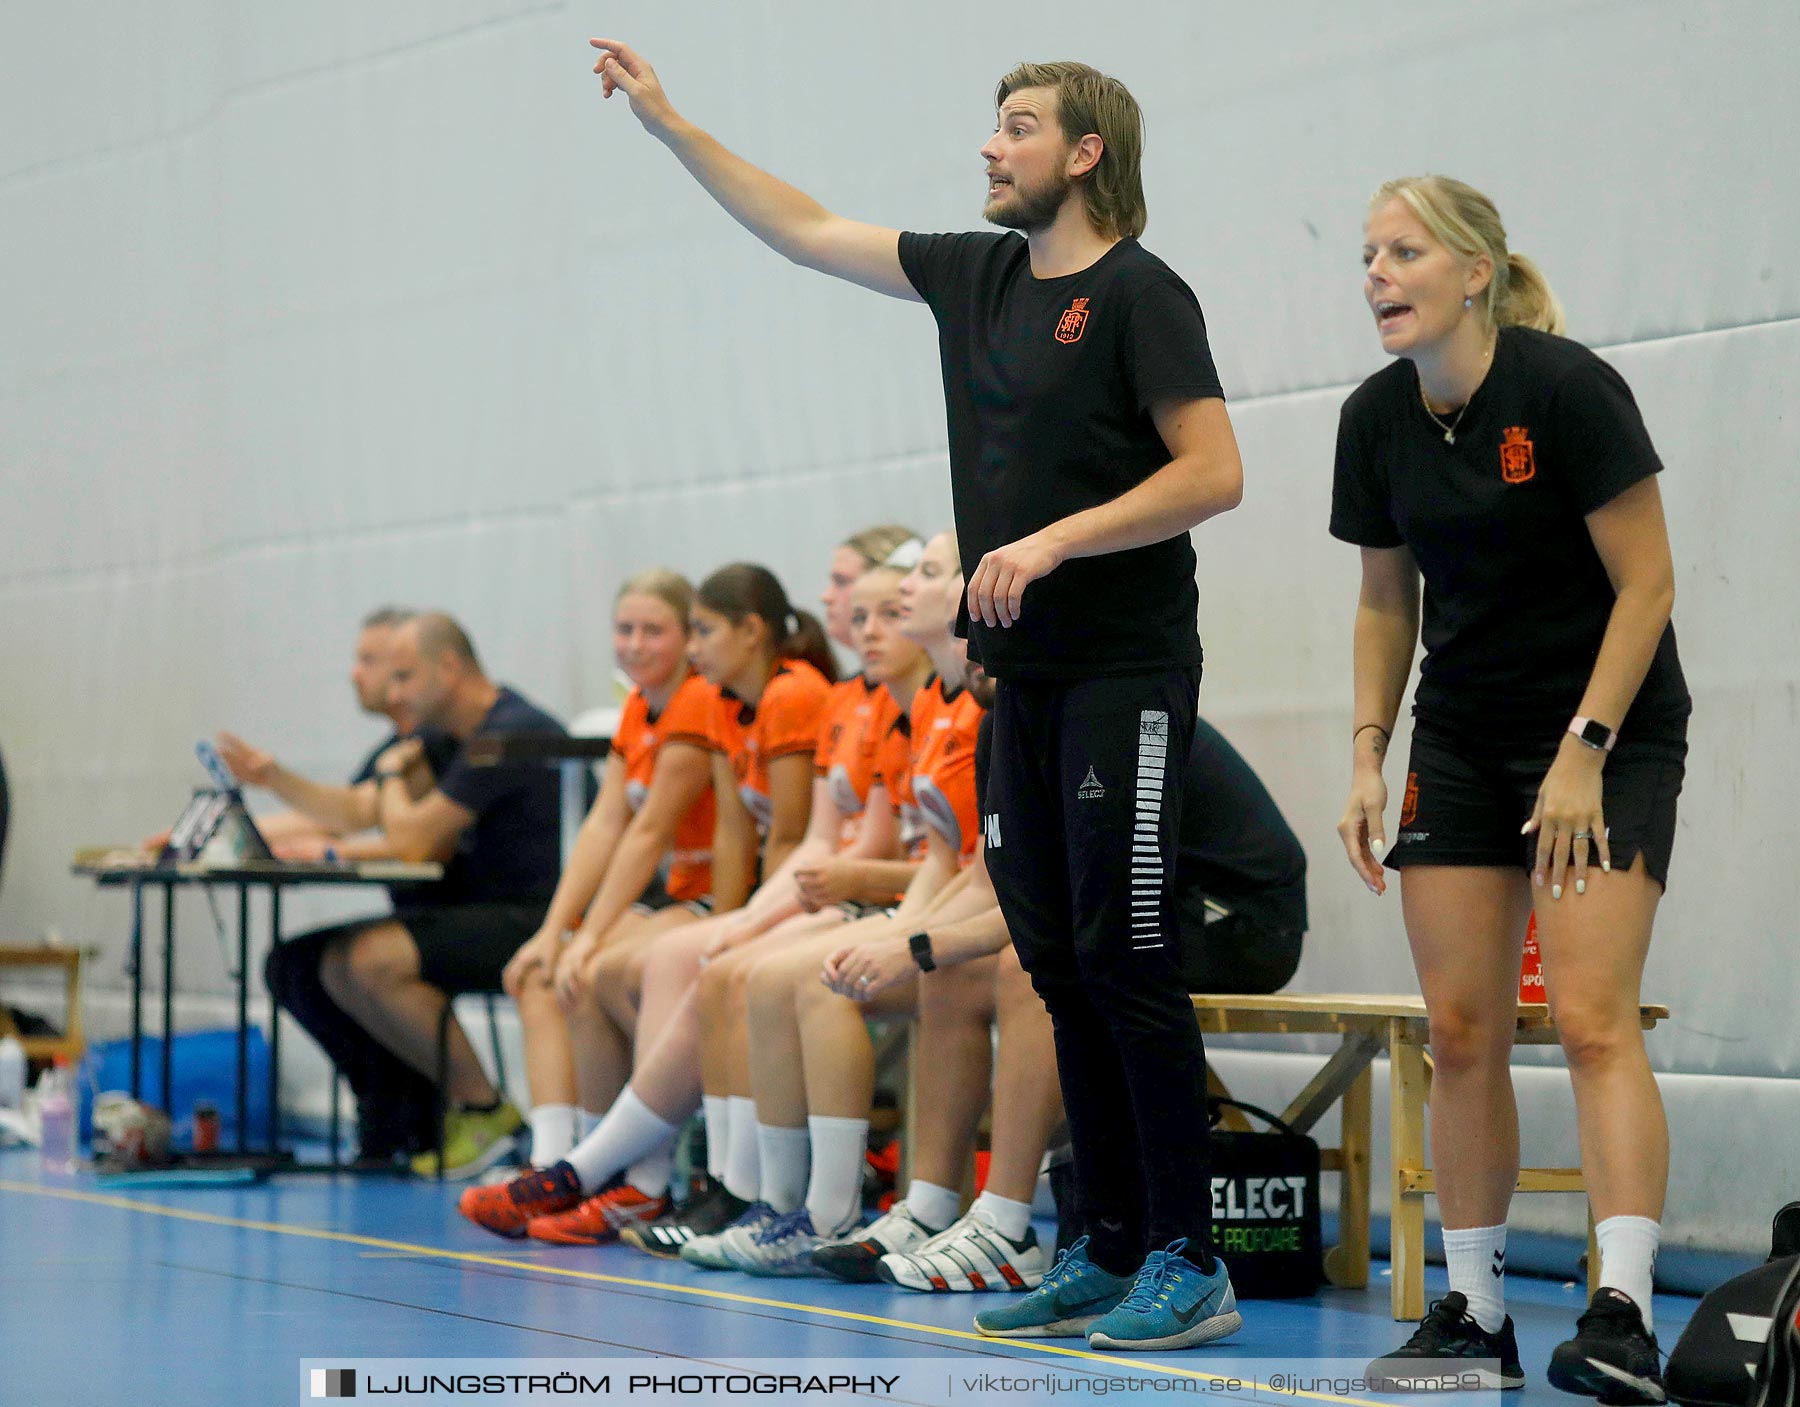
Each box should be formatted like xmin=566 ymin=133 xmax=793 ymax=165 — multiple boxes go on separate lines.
xmin=1367 ymin=1291 xmax=1526 ymax=1391
xmin=1548 ymin=1289 xmax=1666 ymax=1404
xmin=810 ymin=1204 xmax=945 ymax=1283
xmin=618 ymin=1175 xmax=747 ymax=1259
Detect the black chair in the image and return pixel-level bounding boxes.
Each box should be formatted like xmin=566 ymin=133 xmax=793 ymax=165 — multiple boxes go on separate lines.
xmin=323 ymin=987 xmax=510 ymax=1174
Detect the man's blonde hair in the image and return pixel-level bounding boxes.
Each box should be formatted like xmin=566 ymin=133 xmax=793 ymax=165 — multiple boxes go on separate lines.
xmin=996 ymin=61 xmax=1147 ymax=240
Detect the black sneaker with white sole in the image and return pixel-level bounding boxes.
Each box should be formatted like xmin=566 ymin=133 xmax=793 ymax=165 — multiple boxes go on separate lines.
xmin=1367 ymin=1291 xmax=1526 ymax=1391
xmin=619 ymin=1175 xmax=748 ymax=1259
xmin=1548 ymin=1289 xmax=1666 ymax=1404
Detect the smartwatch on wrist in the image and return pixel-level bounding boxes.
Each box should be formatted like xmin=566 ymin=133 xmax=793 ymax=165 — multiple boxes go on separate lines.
xmin=907 ymin=931 xmax=936 ymax=973
xmin=1567 ymin=716 xmax=1617 ymax=752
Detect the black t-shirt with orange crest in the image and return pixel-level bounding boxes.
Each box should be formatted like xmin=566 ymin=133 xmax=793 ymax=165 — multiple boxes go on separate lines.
xmin=898 ymin=231 xmax=1223 ymax=681
xmin=1330 ymin=326 xmax=1690 ymax=741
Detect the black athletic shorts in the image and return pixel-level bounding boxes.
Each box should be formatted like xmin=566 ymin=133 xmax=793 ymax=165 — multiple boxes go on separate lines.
xmin=395 ymin=901 xmax=548 ymax=993
xmin=630 ymin=872 xmax=714 ymax=920
xmin=834 ymin=901 xmax=896 ymax=922
xmin=1385 ymin=714 xmax=1686 ymax=888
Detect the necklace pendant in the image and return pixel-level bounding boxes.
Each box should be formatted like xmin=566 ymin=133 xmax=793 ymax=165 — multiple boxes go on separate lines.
xmin=1444 ymin=429 xmax=1455 ymax=445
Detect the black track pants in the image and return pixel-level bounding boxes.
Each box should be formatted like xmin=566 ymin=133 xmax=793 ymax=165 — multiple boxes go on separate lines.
xmin=983 ymin=667 xmax=1213 ymax=1273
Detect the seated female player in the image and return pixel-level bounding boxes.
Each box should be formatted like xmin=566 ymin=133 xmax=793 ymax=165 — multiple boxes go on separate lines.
xmin=495 ymin=570 xmax=721 ymax=1171
xmin=680 ymin=530 xmax=989 ymax=1276
xmin=626 ymin=558 xmax=940 ymax=1256
xmin=458 ymin=560 xmax=837 ymax=1238
xmin=525 ymin=560 xmax=935 ymax=1249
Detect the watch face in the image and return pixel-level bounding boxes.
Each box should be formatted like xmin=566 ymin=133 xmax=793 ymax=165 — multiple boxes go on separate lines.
xmin=1578 ymin=719 xmax=1612 ymax=749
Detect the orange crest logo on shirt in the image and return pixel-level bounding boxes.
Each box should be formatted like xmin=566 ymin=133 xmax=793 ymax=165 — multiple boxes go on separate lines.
xmin=1500 ymin=425 xmax=1536 ymax=484
xmin=1400 ymin=771 xmax=1420 ymax=827
xmin=1054 ymin=297 xmax=1091 ymax=344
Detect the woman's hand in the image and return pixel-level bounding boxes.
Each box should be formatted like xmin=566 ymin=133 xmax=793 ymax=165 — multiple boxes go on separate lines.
xmin=552 ymin=932 xmax=600 ymax=1008
xmin=1523 ymin=736 xmax=1609 ymax=899
xmin=502 ymin=925 xmax=563 ymax=999
xmin=793 ymin=858 xmax=857 ymax=913
xmin=1337 ymin=762 xmax=1390 ymax=896
xmin=822 ymin=932 xmax=915 ymax=1002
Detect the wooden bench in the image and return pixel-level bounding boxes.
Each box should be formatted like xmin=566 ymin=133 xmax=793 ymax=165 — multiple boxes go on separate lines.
xmin=1193 ymin=992 xmax=1670 ymax=1320
xmin=0 ymin=945 xmax=86 ymax=1063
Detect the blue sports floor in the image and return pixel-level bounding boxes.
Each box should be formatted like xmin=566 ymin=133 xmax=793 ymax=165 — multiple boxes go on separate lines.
xmin=0 ymin=1148 xmax=1698 ymax=1406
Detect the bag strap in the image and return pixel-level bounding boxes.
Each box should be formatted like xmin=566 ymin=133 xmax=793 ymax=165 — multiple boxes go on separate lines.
xmin=1208 ymin=1095 xmax=1303 ymax=1139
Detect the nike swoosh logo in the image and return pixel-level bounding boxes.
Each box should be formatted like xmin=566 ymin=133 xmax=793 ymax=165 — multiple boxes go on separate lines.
xmin=1173 ymin=1295 xmax=1218 ymax=1325
xmin=1052 ymin=1290 xmax=1119 ymax=1317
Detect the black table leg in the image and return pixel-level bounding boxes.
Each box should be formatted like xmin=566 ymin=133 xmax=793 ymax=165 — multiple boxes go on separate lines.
xmin=129 ymin=879 xmax=144 ymax=1100
xmin=161 ymin=885 xmax=175 ymax=1113
xmin=268 ymin=886 xmax=282 ymax=1153
xmin=236 ymin=883 xmax=249 ymax=1154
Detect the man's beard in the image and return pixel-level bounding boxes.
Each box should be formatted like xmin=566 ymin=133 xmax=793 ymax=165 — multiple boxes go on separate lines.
xmin=984 ymin=168 xmax=1074 ymax=232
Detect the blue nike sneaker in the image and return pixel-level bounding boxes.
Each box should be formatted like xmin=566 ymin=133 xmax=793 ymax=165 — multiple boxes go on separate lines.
xmin=1086 ymin=1240 xmax=1242 ymax=1352
xmin=973 ymin=1236 xmax=1134 ymax=1339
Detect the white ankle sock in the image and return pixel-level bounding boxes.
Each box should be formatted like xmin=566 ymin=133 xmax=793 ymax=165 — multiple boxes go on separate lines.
xmin=757 ymin=1122 xmax=812 ymax=1214
xmin=1596 ymin=1215 xmax=1660 ymax=1331
xmin=702 ymin=1095 xmax=730 ymax=1179
xmin=803 ymin=1115 xmax=869 ymax=1236
xmin=972 ymin=1189 xmax=1033 ymax=1244
xmin=1443 ymin=1223 xmax=1509 ymax=1334
xmin=625 ymin=1142 xmax=673 ymax=1198
xmin=577 ymin=1108 xmax=603 ymax=1140
xmin=722 ymin=1096 xmax=761 ymax=1203
xmin=528 ymin=1104 xmax=578 ymax=1168
xmin=903 ymin=1179 xmax=961 ymax=1233
xmin=565 ymin=1087 xmax=676 ymax=1194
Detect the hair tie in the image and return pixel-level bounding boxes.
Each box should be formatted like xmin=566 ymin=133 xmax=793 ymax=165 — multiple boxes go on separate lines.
xmin=884 ymin=538 xmax=926 ymax=570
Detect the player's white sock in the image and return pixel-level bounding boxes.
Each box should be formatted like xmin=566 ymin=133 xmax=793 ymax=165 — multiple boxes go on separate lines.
xmin=758 ymin=1122 xmax=812 ymax=1215
xmin=1443 ymin=1223 xmax=1509 ymax=1334
xmin=803 ymin=1115 xmax=869 ymax=1235
xmin=701 ymin=1095 xmax=730 ymax=1180
xmin=527 ymin=1104 xmax=577 ymax=1168
xmin=722 ymin=1096 xmax=761 ymax=1203
xmin=1597 ymin=1215 xmax=1661 ymax=1331
xmin=565 ymin=1087 xmax=675 ymax=1195
xmin=902 ymin=1179 xmax=960 ymax=1233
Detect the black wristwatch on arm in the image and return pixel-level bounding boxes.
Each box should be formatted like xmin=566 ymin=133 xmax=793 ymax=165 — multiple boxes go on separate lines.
xmin=908 ymin=931 xmax=936 ymax=973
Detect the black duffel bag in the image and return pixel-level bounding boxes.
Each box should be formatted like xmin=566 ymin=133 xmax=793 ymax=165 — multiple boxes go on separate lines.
xmin=1206 ymin=1096 xmax=1323 ymax=1298
xmin=1670 ymin=1204 xmax=1800 ymax=1407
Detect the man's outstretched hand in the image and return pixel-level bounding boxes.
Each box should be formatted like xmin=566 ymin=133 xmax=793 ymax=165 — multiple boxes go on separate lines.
xmin=590 ymin=40 xmax=677 ymax=132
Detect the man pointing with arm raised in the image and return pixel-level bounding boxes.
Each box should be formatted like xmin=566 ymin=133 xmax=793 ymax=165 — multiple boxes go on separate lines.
xmin=590 ymin=40 xmax=1244 ymax=1352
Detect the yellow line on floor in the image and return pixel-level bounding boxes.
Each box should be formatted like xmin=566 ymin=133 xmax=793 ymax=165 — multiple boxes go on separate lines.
xmin=0 ymin=1179 xmax=1385 ymax=1406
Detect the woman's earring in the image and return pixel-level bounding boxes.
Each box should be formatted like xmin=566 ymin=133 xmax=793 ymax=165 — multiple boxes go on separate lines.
xmin=1464 ymin=296 xmax=1474 ymax=308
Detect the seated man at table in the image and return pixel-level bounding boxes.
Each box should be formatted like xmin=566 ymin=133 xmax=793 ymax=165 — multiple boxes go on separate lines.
xmin=200 ymin=607 xmax=455 ymax=855
xmin=144 ymin=607 xmax=454 ymax=858
xmin=267 ymin=612 xmax=569 ymax=1176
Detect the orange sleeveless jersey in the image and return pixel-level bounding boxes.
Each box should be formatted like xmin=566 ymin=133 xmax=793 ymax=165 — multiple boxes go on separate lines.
xmin=814 ymin=675 xmax=905 ymax=851
xmin=880 ymin=675 xmax=985 ymax=864
xmin=708 ymin=659 xmax=834 ymax=833
xmin=611 ymin=673 xmax=719 ymax=902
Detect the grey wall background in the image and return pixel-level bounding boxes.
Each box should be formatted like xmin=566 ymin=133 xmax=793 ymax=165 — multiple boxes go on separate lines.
xmin=2 ymin=1 xmax=1795 ymax=1253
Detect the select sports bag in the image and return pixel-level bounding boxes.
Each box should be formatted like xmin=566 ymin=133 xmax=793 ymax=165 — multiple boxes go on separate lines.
xmin=1206 ymin=1096 xmax=1324 ymax=1298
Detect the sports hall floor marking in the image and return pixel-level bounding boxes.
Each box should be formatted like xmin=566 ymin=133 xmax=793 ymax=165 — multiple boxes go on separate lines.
xmin=0 ymin=1179 xmax=1387 ymax=1406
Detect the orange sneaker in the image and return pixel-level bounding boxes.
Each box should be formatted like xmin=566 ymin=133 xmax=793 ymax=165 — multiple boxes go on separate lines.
xmin=526 ymin=1184 xmax=670 ymax=1246
xmin=458 ymin=1162 xmax=584 ymax=1238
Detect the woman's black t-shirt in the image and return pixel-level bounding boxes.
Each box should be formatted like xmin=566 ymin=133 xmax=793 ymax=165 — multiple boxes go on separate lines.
xmin=1330 ymin=326 xmax=1690 ymax=742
